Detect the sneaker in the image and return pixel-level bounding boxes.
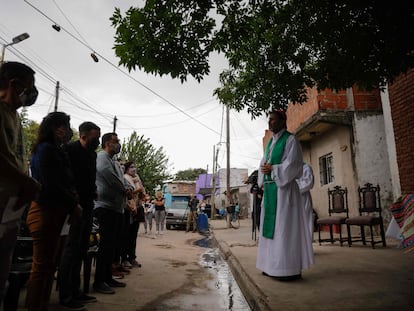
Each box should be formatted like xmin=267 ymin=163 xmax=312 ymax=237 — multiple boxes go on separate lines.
xmin=75 ymin=293 xmax=97 ymax=304
xmin=60 ymin=299 xmax=86 ymax=310
xmin=93 ymin=282 xmax=115 ymax=294
xmin=111 ymin=270 xmax=124 ymax=279
xmin=107 ymin=279 xmax=126 ymax=288
xmin=122 ymin=260 xmax=132 ymax=269
xmin=129 ymin=259 xmax=142 ymax=268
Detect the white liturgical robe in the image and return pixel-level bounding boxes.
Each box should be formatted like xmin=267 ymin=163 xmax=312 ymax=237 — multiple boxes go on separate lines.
xmin=256 ymin=130 xmax=314 ymax=277
xmin=296 ymin=163 xmax=315 ymax=242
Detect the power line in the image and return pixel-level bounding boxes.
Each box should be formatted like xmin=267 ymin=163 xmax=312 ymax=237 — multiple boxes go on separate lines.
xmin=3 ymin=43 xmax=114 ymax=124
xmin=116 ymin=98 xmax=217 ymax=118
xmin=52 ymin=0 xmax=90 ymax=46
xmin=23 ymin=0 xmax=221 ymax=136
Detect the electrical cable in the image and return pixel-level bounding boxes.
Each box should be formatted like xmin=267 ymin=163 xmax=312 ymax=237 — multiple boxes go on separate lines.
xmin=23 ymin=0 xmax=222 ymax=136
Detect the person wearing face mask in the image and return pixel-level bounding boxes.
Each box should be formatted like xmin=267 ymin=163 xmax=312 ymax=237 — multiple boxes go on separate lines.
xmin=93 ymin=133 xmax=132 ymax=294
xmin=121 ymin=161 xmax=144 ymax=270
xmin=57 ymin=122 xmax=101 ymax=310
xmin=26 ymin=112 xmax=82 ymax=311
xmin=0 ymin=62 xmax=41 ymax=306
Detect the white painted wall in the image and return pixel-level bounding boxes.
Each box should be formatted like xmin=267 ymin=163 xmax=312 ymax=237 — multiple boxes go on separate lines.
xmin=380 ymin=86 xmax=401 ymax=199
xmin=353 ymin=113 xmax=393 ymax=221
xmin=306 ymin=126 xmax=358 ymax=218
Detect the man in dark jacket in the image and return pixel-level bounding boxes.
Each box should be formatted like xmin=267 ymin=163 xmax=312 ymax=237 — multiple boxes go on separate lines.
xmin=58 ymin=122 xmax=100 ymax=310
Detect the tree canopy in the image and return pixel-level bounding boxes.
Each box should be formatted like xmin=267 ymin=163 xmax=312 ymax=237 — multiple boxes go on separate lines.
xmin=111 ymin=0 xmax=414 ymax=117
xmin=120 ymin=131 xmax=171 ymax=194
xmin=174 ymin=168 xmax=207 ymax=181
xmin=20 ymin=108 xmax=39 ymax=160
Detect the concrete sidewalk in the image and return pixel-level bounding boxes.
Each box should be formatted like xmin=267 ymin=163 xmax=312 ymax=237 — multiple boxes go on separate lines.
xmin=210 ymin=218 xmax=414 ymax=311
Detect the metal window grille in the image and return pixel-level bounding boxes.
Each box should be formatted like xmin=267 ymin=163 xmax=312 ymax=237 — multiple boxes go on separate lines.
xmin=319 ymin=153 xmax=334 ymax=185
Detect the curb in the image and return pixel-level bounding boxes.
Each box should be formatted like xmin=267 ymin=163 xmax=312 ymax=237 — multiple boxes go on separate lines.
xmin=211 ymin=230 xmax=271 ymax=311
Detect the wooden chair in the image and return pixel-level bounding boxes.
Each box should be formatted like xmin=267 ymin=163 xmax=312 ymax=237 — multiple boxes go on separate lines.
xmin=346 ymin=183 xmax=386 ymax=249
xmin=317 ymin=186 xmax=349 ymax=246
xmin=83 ymin=218 xmax=100 ymax=293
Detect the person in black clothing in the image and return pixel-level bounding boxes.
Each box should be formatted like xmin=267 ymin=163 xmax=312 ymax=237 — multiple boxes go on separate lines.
xmin=26 ymin=112 xmax=82 ymax=311
xmin=186 ymin=194 xmax=199 ymax=233
xmin=58 ymin=122 xmax=101 ymax=310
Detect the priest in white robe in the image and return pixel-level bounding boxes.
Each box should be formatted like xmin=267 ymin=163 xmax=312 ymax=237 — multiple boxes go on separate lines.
xmin=256 ymin=110 xmax=314 ymax=280
xmin=296 ymin=162 xmax=315 ymax=242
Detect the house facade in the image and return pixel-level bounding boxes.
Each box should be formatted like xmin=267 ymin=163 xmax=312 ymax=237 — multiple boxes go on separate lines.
xmin=215 ymin=168 xmax=250 ymax=217
xmin=286 ymin=86 xmax=394 ymax=224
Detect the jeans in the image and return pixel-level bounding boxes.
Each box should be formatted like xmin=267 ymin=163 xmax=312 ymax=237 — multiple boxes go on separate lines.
xmin=93 ymin=208 xmax=123 ymax=284
xmin=144 ymin=212 xmax=153 ymax=232
xmin=121 ymin=216 xmax=140 ymax=262
xmin=26 ymin=201 xmax=67 ymax=311
xmin=58 ymin=206 xmax=93 ymax=302
xmin=154 ymin=210 xmax=165 ymax=232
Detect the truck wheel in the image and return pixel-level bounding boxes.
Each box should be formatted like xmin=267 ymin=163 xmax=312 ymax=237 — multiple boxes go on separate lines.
xmin=166 ymin=224 xmax=171 ymax=230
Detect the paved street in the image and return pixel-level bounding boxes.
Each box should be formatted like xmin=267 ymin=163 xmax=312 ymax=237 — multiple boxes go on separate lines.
xmin=15 ymin=218 xmax=414 ymax=311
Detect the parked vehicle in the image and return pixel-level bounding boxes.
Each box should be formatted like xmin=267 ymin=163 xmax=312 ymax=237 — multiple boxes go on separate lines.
xmin=166 ymin=196 xmax=190 ymax=230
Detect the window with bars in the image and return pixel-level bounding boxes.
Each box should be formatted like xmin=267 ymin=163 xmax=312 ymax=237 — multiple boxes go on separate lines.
xmin=319 ymin=153 xmax=334 ymax=185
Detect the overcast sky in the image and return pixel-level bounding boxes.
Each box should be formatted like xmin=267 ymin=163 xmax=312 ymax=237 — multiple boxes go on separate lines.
xmin=1 ymin=0 xmax=268 ymax=175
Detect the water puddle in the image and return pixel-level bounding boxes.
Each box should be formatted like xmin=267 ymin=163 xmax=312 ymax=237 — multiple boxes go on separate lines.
xmin=151 ymin=235 xmax=251 ymax=310
xmin=200 ymin=247 xmax=251 ymax=311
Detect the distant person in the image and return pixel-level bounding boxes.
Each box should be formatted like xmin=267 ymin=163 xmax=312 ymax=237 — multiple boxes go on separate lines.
xmin=257 ymin=109 xmax=313 ymax=281
xmin=296 ymin=162 xmax=315 ymax=242
xmin=58 ymin=121 xmax=101 ymax=310
xmin=153 ymin=191 xmax=166 ymax=235
xmin=143 ymin=194 xmax=154 ymax=234
xmin=0 ymin=62 xmax=40 ymax=306
xmin=93 ymin=133 xmax=131 ymax=294
xmin=198 ymin=199 xmax=206 ymax=214
xmin=186 ymin=194 xmax=198 ymax=233
xmin=233 ymin=202 xmax=240 ymax=222
xmin=26 ymin=112 xmax=82 ymax=311
xmin=122 ymin=161 xmax=144 ymax=268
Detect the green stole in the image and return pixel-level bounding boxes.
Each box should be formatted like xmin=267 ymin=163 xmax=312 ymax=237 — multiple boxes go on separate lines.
xmin=262 ymin=130 xmax=291 ymax=239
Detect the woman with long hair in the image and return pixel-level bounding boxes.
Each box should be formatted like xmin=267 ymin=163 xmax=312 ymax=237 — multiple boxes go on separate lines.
xmin=26 ymin=112 xmax=82 ymax=311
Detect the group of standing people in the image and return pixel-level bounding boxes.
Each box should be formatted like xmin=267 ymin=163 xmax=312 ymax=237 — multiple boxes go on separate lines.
xmin=1 ymin=61 xmax=316 ymax=311
xmin=0 ymin=61 xmax=148 ymax=311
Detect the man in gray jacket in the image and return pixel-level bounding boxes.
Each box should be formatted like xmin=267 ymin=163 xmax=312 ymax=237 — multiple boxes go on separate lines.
xmin=93 ymin=133 xmax=131 ymax=294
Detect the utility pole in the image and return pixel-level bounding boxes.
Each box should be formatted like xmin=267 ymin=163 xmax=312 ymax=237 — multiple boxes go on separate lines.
xmin=113 ymin=116 xmax=118 ymax=132
xmin=54 ymin=81 xmax=59 ymax=112
xmin=226 ymin=105 xmax=231 ymax=228
xmin=211 ymin=144 xmax=218 ymax=219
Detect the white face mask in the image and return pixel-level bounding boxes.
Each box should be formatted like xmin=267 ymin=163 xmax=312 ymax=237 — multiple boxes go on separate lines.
xmin=128 ymin=167 xmax=137 ymax=176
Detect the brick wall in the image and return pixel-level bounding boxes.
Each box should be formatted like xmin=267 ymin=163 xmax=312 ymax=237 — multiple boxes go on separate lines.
xmin=388 ymin=68 xmax=414 ymax=194
xmin=353 ymin=86 xmax=382 ymax=110
xmin=287 ymin=86 xmax=382 ymax=132
xmin=286 ymin=88 xmax=319 ymax=131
